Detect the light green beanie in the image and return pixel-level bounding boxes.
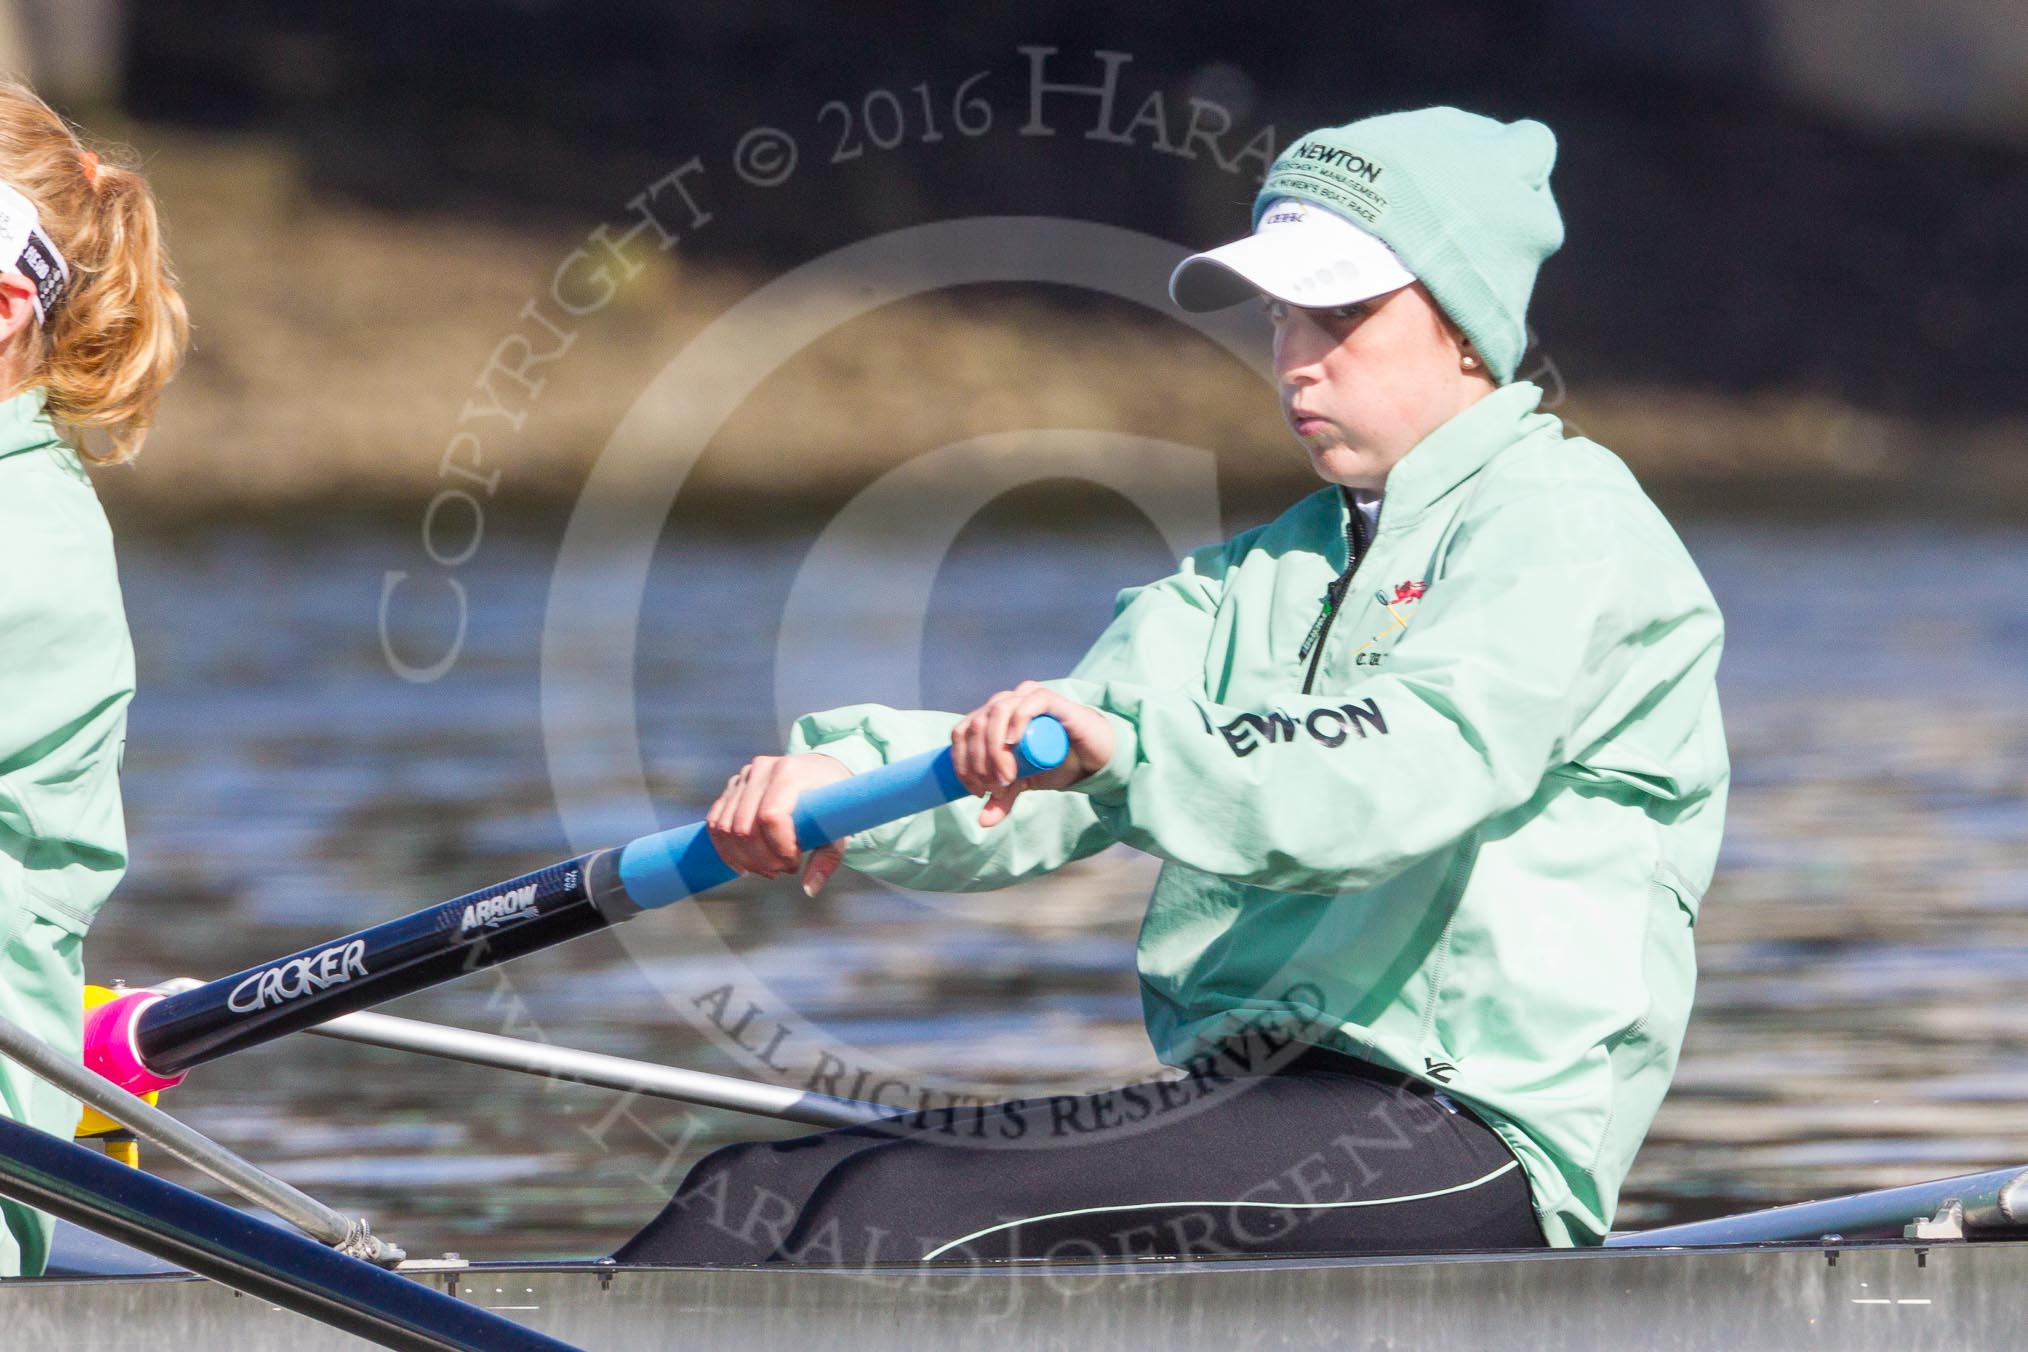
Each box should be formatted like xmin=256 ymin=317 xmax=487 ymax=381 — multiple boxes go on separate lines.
xmin=1253 ymin=107 xmax=1563 ymax=383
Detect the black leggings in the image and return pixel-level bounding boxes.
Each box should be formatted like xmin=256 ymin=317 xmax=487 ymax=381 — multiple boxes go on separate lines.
xmin=614 ymin=1039 xmax=1545 ymax=1265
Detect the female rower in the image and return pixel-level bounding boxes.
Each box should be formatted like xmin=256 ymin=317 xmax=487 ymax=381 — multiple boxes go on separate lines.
xmin=620 ymin=106 xmax=1727 ymax=1263
xmin=0 ymin=81 xmax=187 ymax=1278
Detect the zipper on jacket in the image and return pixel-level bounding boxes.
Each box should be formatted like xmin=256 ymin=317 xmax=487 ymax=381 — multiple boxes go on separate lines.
xmin=1297 ymin=490 xmax=1371 ymax=695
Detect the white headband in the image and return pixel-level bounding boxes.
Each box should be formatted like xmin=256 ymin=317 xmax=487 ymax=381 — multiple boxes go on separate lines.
xmin=0 ymin=182 xmax=71 ymax=322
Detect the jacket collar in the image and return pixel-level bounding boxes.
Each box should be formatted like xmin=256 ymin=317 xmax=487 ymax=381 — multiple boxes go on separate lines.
xmin=1360 ymin=380 xmax=1554 ymax=531
xmin=0 ymin=386 xmax=64 ymax=463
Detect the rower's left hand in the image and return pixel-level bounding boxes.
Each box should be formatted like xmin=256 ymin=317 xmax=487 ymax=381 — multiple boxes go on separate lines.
xmin=952 ymin=682 xmax=1115 ymax=828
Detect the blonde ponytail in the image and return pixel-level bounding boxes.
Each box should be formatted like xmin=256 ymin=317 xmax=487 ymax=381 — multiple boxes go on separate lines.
xmin=0 ymin=79 xmax=188 ymax=464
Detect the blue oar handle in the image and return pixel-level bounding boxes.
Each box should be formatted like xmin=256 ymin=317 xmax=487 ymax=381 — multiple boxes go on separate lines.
xmin=617 ymin=715 xmax=1070 ymax=910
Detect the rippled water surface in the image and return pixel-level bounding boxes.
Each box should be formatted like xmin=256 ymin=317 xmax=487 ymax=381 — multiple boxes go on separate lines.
xmin=87 ymin=506 xmax=2028 ymax=1256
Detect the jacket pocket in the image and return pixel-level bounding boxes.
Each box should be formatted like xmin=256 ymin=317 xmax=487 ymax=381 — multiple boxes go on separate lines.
xmin=1653 ymin=860 xmax=1704 ymax=927
xmin=1587 ymin=868 xmax=1699 ymax=1180
xmin=0 ymin=759 xmax=125 ymax=936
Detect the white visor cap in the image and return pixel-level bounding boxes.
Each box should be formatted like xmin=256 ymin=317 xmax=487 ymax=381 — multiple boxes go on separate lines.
xmin=1169 ymin=197 xmax=1416 ymax=312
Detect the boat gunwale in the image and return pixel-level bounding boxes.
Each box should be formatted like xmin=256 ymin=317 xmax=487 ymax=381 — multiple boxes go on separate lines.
xmin=20 ymin=1232 xmax=2017 ymax=1290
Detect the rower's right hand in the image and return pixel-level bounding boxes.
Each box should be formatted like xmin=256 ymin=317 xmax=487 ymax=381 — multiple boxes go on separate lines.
xmin=705 ymin=752 xmax=853 ymax=895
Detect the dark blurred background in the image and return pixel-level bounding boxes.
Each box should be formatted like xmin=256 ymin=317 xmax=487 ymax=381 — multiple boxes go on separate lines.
xmin=109 ymin=0 xmax=2027 ymax=418
xmin=9 ymin=0 xmax=2027 ymax=518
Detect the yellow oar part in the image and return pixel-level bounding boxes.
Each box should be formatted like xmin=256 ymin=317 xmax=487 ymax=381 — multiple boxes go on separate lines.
xmin=99 ymin=1134 xmax=141 ymax=1168
xmin=77 ymin=984 xmax=158 ymax=1165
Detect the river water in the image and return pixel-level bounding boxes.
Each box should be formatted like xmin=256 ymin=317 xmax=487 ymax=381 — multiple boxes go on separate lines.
xmin=86 ymin=503 xmax=2028 ymax=1257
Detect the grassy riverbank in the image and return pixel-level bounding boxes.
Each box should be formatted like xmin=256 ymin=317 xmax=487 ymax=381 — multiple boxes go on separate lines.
xmin=88 ymin=129 xmax=2028 ymax=528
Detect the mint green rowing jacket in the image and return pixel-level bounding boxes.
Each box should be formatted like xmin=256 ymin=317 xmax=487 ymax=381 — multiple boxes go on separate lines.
xmin=0 ymin=388 xmax=134 ymax=1277
xmin=790 ymin=381 xmax=1727 ymax=1246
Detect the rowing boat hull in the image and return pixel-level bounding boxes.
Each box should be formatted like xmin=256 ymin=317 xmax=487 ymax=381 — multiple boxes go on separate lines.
xmin=1 ymin=1238 xmax=2010 ymax=1350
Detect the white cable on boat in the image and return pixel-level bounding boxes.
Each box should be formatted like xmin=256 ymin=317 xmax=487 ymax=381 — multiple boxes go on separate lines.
xmin=0 ymin=1008 xmax=405 ymax=1266
xmin=304 ymin=1008 xmax=895 ymax=1128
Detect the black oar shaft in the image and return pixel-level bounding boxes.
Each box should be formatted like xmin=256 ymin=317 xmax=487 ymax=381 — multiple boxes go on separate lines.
xmin=136 ymin=850 xmax=627 ymax=1077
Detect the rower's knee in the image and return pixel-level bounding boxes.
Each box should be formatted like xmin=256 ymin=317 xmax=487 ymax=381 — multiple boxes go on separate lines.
xmin=612 ymin=1139 xmax=811 ymax=1264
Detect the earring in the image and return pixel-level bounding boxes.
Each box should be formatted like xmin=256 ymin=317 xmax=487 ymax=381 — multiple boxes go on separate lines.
xmin=1461 ymin=354 xmax=1479 ymax=369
